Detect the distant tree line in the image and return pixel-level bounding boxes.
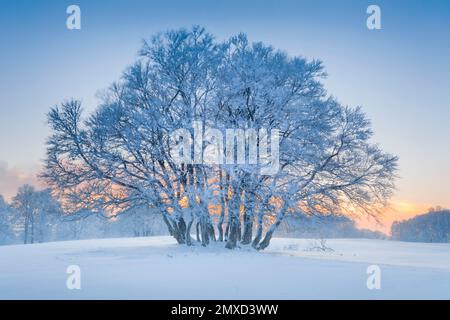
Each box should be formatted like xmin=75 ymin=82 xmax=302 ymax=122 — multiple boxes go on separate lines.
xmin=0 ymin=185 xmax=167 ymax=246
xmin=391 ymin=208 xmax=450 ymax=243
xmin=278 ymin=213 xmax=386 ymax=239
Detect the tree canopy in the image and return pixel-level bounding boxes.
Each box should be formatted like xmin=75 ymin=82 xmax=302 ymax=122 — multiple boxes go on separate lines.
xmin=42 ymin=26 xmax=398 ymax=249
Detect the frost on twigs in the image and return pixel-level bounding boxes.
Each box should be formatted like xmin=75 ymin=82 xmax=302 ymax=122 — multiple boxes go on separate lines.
xmin=304 ymin=238 xmax=334 ymax=252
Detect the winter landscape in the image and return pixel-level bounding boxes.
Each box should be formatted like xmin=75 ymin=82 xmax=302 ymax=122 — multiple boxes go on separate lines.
xmin=1 ymin=236 xmax=450 ymax=299
xmin=1 ymin=1 xmax=450 ymax=301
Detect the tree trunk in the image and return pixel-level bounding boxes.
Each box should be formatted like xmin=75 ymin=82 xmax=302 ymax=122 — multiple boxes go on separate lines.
xmin=162 ymin=214 xmax=174 ymax=236
xmin=224 ymin=221 xmax=230 ymax=241
xmin=241 ymin=212 xmax=253 ymax=245
xmin=171 ymin=229 xmax=185 ymax=244
xmin=177 ymin=217 xmax=187 ymax=244
xmin=256 ymin=206 xmax=287 ymax=250
xmin=217 ymin=169 xmax=225 ymax=242
xmin=218 ymin=218 xmax=224 ymax=242
xmin=196 ymin=222 xmax=200 ymax=242
xmin=252 ymin=206 xmax=264 ymax=248
xmin=200 ymin=219 xmax=210 ymax=247
xmin=225 ymin=185 xmax=241 ymax=249
xmin=217 ymin=203 xmax=225 ymax=242
xmin=24 ymin=214 xmax=29 ymax=244
xmin=186 ymin=219 xmax=194 ymax=246
xmin=209 ymin=223 xmax=216 ymax=241
xmin=225 ymin=203 xmax=241 ymax=249
xmin=30 ymin=215 xmax=34 ymax=244
xmin=225 ymin=217 xmax=239 ymax=249
xmin=167 ymin=215 xmax=187 ymax=245
xmin=252 ymin=218 xmax=263 ymax=248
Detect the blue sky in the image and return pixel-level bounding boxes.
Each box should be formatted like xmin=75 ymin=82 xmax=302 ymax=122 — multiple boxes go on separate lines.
xmin=0 ymin=0 xmax=449 ymax=228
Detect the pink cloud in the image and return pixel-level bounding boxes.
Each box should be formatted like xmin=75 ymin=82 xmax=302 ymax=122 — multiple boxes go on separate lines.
xmin=0 ymin=161 xmax=43 ymax=201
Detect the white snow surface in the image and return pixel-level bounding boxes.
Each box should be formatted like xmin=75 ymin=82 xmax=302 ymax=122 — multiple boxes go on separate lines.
xmin=0 ymin=236 xmax=449 ymax=299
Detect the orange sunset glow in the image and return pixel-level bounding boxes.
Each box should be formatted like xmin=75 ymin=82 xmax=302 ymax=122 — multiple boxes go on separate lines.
xmin=356 ymin=200 xmax=433 ymax=234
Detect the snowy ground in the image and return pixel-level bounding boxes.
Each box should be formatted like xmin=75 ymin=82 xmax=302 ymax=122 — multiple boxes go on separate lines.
xmin=0 ymin=236 xmax=449 ymax=299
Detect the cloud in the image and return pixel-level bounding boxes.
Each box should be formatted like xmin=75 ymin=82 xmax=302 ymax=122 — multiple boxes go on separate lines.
xmin=0 ymin=161 xmax=43 ymax=201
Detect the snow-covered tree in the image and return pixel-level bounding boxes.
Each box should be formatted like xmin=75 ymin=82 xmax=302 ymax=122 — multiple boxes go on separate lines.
xmin=115 ymin=206 xmax=168 ymax=237
xmin=0 ymin=195 xmax=15 ymax=244
xmin=12 ymin=185 xmax=61 ymax=244
xmin=392 ymin=209 xmax=450 ymax=243
xmin=278 ymin=212 xmax=385 ymax=239
xmin=55 ymin=209 xmax=112 ymax=240
xmin=42 ymin=26 xmax=398 ymax=249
